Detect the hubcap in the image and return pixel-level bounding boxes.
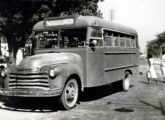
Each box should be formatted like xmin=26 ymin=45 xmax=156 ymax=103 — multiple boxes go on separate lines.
xmin=64 ymin=80 xmax=78 ymax=107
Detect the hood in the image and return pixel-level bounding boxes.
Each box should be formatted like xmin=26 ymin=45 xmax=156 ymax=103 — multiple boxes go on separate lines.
xmin=18 ymin=53 xmax=80 ymax=70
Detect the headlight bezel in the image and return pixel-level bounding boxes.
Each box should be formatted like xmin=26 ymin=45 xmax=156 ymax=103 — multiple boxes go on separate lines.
xmin=40 ymin=65 xmax=60 ymax=79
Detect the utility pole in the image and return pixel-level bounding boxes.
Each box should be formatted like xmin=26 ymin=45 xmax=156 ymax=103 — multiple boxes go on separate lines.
xmin=110 ymin=9 xmax=115 ymax=22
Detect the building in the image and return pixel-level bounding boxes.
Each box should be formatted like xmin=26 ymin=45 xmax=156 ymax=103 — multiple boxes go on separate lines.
xmin=0 ymin=37 xmax=9 ymax=59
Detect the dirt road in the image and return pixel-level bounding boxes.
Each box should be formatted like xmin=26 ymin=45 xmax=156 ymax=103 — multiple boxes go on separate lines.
xmin=0 ymin=63 xmax=165 ymax=120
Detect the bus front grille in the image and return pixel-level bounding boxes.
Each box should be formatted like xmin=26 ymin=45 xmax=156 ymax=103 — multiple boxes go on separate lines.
xmin=9 ymin=73 xmax=49 ymax=90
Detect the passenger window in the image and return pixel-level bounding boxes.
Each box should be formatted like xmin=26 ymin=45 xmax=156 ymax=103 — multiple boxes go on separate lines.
xmin=120 ymin=38 xmax=125 ymax=47
xmin=105 ymin=36 xmax=113 ymax=46
xmin=114 ymin=37 xmax=120 ymax=47
xmin=132 ymin=39 xmax=136 ymax=48
xmin=126 ymin=38 xmax=131 ymax=47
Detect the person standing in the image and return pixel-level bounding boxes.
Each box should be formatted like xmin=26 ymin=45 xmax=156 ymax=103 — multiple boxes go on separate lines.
xmin=16 ymin=48 xmax=23 ymax=65
xmin=147 ymin=54 xmax=158 ymax=83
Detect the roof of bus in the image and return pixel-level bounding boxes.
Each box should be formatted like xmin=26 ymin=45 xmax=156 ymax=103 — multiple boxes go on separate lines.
xmin=33 ymin=15 xmax=137 ymax=35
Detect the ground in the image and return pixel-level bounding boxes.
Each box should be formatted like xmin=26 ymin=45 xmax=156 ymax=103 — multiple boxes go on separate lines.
xmin=0 ymin=58 xmax=165 ymax=120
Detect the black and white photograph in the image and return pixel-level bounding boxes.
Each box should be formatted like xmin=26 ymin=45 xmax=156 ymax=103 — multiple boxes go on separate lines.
xmin=0 ymin=0 xmax=165 ymax=120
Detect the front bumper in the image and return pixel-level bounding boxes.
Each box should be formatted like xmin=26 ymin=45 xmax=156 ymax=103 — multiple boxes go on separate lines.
xmin=0 ymin=88 xmax=62 ymax=97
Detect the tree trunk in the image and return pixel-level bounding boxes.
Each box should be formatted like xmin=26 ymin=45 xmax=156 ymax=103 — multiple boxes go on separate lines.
xmin=9 ymin=51 xmax=16 ymax=65
xmin=0 ymin=36 xmax=2 ymax=56
xmin=7 ymin=36 xmax=19 ymax=65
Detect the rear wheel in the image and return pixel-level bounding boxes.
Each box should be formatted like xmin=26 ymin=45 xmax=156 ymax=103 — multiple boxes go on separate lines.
xmin=122 ymin=72 xmax=131 ymax=91
xmin=60 ymin=78 xmax=79 ymax=110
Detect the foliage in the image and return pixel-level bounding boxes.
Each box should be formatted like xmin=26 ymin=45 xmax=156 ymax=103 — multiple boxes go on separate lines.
xmin=146 ymin=40 xmax=159 ymax=58
xmin=0 ymin=0 xmax=53 ymax=60
xmin=0 ymin=0 xmax=103 ymax=62
xmin=146 ymin=30 xmax=165 ymax=58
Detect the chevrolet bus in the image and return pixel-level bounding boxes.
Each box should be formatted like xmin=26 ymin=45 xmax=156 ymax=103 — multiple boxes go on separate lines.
xmin=0 ymin=15 xmax=139 ymax=109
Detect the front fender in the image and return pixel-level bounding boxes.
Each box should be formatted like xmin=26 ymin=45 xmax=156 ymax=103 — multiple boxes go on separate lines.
xmin=49 ymin=63 xmax=84 ymax=92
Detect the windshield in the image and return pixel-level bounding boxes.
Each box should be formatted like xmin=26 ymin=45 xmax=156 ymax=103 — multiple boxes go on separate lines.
xmin=34 ymin=28 xmax=86 ymax=49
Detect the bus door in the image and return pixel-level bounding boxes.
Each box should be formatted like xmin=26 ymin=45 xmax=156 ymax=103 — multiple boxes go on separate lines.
xmin=86 ymin=27 xmax=105 ymax=87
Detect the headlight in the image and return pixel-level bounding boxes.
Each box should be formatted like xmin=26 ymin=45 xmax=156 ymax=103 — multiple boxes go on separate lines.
xmin=49 ymin=69 xmax=56 ymax=78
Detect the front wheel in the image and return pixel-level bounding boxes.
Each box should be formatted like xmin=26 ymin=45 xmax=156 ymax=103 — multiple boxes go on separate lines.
xmin=60 ymin=78 xmax=79 ymax=110
xmin=122 ymin=72 xmax=131 ymax=91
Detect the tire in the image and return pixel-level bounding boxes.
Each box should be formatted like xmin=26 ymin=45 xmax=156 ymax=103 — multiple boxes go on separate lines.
xmin=60 ymin=78 xmax=79 ymax=110
xmin=122 ymin=72 xmax=131 ymax=91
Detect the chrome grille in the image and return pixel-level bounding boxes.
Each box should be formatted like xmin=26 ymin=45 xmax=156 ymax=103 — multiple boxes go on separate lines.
xmin=9 ymin=72 xmax=49 ymax=90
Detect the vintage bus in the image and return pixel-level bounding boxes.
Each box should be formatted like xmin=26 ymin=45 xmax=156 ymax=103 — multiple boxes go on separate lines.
xmin=0 ymin=15 xmax=139 ymax=109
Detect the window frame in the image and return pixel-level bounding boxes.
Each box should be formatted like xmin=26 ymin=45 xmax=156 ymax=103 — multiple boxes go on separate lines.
xmin=103 ymin=29 xmax=137 ymax=49
xmin=104 ymin=35 xmax=114 ymax=47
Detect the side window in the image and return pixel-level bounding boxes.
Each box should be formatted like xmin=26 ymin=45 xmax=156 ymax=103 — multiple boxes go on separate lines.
xmin=105 ymin=36 xmax=113 ymax=46
xmin=114 ymin=37 xmax=120 ymax=47
xmin=130 ymin=35 xmax=136 ymax=48
xmin=91 ymin=28 xmax=102 ymax=38
xmin=126 ymin=38 xmax=131 ymax=47
xmin=120 ymin=38 xmax=125 ymax=47
xmin=60 ymin=28 xmax=86 ymax=48
xmin=90 ymin=28 xmax=103 ymax=47
xmin=132 ymin=39 xmax=136 ymax=48
xmin=103 ymin=30 xmax=137 ymax=48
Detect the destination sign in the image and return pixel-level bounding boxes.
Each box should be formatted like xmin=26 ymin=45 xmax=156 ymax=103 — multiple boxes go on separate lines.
xmin=45 ymin=18 xmax=74 ymax=27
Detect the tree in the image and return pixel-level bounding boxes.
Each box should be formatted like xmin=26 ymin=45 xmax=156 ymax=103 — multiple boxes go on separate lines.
xmin=0 ymin=0 xmax=104 ymax=63
xmin=0 ymin=0 xmax=54 ymax=63
xmin=146 ymin=30 xmax=165 ymax=57
xmin=146 ymin=40 xmax=159 ymax=57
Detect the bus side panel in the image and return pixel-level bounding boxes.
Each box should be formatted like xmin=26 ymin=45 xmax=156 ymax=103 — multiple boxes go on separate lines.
xmin=86 ymin=48 xmax=104 ymax=87
xmin=104 ymin=48 xmax=138 ymax=84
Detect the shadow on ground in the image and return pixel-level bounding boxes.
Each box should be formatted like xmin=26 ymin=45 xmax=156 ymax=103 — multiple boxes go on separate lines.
xmin=0 ymin=96 xmax=60 ymax=112
xmin=79 ymin=80 xmax=132 ymax=102
xmin=0 ymin=80 xmax=132 ymax=112
xmin=139 ymin=79 xmax=165 ymax=85
xmin=139 ymin=99 xmax=165 ymax=116
xmin=114 ymin=107 xmax=134 ymax=112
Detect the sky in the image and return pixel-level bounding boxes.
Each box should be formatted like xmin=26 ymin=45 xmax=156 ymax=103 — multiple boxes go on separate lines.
xmin=98 ymin=0 xmax=165 ymax=53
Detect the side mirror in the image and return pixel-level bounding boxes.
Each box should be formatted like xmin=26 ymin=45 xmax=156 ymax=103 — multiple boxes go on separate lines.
xmin=89 ymin=40 xmax=97 ymax=47
xmin=92 ymin=40 xmax=97 ymax=46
